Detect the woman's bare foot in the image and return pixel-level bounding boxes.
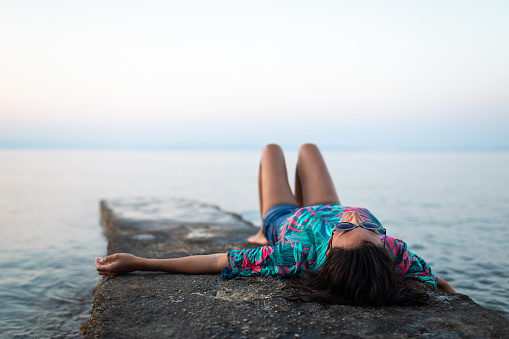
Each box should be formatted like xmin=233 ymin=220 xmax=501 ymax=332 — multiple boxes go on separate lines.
xmin=247 ymin=229 xmax=269 ymax=245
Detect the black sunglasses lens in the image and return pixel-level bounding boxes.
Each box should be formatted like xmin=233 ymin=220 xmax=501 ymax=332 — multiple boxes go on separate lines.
xmin=334 ymin=222 xmax=354 ymax=231
xmin=362 ymin=222 xmax=382 ymax=229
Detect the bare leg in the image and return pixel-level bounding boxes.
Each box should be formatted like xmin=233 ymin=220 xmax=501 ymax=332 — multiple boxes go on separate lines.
xmin=247 ymin=144 xmax=298 ymax=244
xmin=295 ymin=143 xmax=340 ymax=206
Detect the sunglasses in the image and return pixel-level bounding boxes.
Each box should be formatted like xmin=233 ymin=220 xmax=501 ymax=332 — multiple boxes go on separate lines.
xmin=332 ymin=221 xmax=385 ymax=234
xmin=327 ymin=221 xmax=387 ymax=251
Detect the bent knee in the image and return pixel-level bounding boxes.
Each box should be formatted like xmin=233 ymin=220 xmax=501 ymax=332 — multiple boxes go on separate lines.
xmin=262 ymin=144 xmax=283 ymax=156
xmin=298 ymin=143 xmax=319 ymax=155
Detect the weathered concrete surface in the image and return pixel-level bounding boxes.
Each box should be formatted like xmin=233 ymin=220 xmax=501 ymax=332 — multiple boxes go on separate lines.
xmin=82 ymin=198 xmax=509 ymax=338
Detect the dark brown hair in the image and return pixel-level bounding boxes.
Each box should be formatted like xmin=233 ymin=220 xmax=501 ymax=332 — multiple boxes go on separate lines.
xmin=285 ymin=241 xmax=429 ymax=306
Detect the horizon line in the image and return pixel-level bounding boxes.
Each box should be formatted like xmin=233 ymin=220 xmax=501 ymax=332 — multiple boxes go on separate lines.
xmin=1 ymin=145 xmax=508 ymax=152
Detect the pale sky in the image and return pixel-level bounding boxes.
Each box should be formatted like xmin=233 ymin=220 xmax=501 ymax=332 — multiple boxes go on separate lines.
xmin=1 ymin=0 xmax=508 ymax=150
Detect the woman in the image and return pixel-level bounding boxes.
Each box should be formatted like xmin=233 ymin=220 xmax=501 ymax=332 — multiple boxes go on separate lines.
xmin=96 ymin=144 xmax=455 ymax=305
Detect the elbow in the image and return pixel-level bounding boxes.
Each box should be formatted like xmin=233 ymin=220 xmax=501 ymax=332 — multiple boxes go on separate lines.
xmin=437 ymin=277 xmax=456 ymax=295
xmin=215 ymin=253 xmax=230 ymax=273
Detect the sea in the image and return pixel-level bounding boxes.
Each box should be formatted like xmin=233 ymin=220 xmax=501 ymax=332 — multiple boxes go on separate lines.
xmin=1 ymin=149 xmax=508 ymax=338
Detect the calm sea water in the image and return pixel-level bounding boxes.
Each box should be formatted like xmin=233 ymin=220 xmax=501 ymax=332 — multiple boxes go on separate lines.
xmin=1 ymin=149 xmax=508 ymax=337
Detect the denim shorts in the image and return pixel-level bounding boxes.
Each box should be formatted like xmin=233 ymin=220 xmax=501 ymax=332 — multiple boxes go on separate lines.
xmin=263 ymin=203 xmax=300 ymax=246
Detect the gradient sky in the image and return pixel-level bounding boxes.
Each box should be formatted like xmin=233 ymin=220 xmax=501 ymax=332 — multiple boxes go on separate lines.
xmin=1 ymin=0 xmax=508 ymax=150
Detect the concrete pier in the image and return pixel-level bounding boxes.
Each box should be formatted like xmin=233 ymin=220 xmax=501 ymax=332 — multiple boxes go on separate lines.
xmin=81 ymin=197 xmax=509 ymax=338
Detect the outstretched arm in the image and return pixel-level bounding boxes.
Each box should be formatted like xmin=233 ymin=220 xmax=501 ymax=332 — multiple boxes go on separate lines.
xmin=437 ymin=277 xmax=456 ymax=294
xmin=95 ymin=253 xmax=229 ymax=276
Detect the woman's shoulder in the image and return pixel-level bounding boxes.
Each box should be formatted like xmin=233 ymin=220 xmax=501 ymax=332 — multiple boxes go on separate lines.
xmin=383 ymin=236 xmax=408 ymax=258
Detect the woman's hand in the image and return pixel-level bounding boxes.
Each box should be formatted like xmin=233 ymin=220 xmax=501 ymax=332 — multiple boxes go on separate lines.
xmin=437 ymin=277 xmax=456 ymax=294
xmin=95 ymin=253 xmax=142 ymax=276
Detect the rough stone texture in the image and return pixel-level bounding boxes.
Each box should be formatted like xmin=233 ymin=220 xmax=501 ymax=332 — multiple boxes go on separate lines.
xmin=82 ymin=198 xmax=509 ymax=338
